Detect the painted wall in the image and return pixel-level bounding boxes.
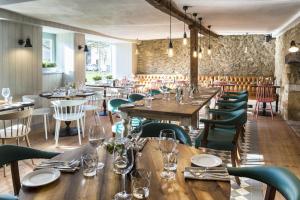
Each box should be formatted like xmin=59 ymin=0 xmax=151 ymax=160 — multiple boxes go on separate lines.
xmin=0 ymin=20 xmax=42 ymax=97
xmin=137 ymin=35 xmax=275 ymax=76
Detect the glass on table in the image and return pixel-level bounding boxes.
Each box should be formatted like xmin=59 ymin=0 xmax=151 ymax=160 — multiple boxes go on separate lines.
xmin=81 ymin=152 xmax=98 ymax=177
xmin=88 ymin=125 xmax=106 ymax=169
xmin=144 ymin=96 xmax=152 ymax=108
xmin=159 ymin=129 xmax=177 ymax=180
xmin=1 ymin=88 xmax=10 ymax=103
xmin=131 ymin=169 xmax=151 ymax=199
xmin=163 ymin=150 xmax=178 ymax=171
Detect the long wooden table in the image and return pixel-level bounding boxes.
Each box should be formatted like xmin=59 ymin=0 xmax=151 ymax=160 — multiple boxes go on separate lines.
xmin=19 ymin=140 xmax=230 ymax=200
xmin=119 ymin=87 xmax=220 ymax=128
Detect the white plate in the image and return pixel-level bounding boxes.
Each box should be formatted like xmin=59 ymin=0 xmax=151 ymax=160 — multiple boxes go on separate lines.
xmin=22 ymin=168 xmax=61 ymax=187
xmin=191 ymin=154 xmax=222 ymax=168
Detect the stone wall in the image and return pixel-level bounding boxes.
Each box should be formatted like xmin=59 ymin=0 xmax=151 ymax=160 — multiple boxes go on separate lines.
xmin=275 ymin=22 xmax=300 ymax=120
xmin=137 ymin=35 xmax=275 ymax=76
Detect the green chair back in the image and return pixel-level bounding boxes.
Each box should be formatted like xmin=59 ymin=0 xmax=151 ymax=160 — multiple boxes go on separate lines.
xmin=217 ymin=101 xmax=247 ymax=111
xmin=0 ymin=145 xmax=59 ymax=196
xmin=148 ymin=89 xmax=161 ymax=96
xmin=141 ymin=122 xmax=192 ymax=146
xmin=128 ymin=93 xmax=145 ymax=102
xmin=228 ymin=166 xmax=300 ymax=200
xmin=108 ymin=98 xmax=130 ymax=113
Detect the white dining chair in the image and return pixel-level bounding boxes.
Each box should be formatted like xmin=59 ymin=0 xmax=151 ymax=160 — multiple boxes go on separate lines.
xmin=22 ymin=95 xmax=51 ymax=140
xmin=51 ymin=100 xmax=86 ymax=146
xmin=82 ymin=93 xmax=102 ymax=127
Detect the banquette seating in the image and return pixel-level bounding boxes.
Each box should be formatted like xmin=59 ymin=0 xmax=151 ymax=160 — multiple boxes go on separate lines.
xmin=134 ymin=74 xmax=274 ymax=97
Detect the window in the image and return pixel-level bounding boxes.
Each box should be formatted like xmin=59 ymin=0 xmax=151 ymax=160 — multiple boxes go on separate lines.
xmin=85 ymin=40 xmax=112 ymax=82
xmin=42 ymin=39 xmax=54 ymax=62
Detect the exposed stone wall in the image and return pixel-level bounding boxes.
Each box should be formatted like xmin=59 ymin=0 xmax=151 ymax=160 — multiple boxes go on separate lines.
xmin=137 ymin=35 xmax=275 ymax=76
xmin=275 ymin=22 xmax=300 ymax=120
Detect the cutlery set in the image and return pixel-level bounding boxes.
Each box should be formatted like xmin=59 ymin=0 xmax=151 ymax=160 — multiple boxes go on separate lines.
xmin=184 ymin=166 xmax=230 ymax=181
xmin=35 ymin=159 xmax=80 ymax=172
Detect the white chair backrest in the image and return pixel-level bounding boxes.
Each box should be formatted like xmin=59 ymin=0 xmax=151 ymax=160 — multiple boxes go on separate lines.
xmin=51 ymin=100 xmax=86 ymax=119
xmin=22 ymin=95 xmax=43 ymax=108
xmin=0 ymin=108 xmax=33 ymax=138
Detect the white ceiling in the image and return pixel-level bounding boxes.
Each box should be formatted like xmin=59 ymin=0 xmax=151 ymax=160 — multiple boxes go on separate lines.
xmin=1 ymin=0 xmax=300 ymax=40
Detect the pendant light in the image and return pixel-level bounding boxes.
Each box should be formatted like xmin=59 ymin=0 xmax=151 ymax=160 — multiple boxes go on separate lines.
xmin=244 ymin=33 xmax=248 ymax=54
xmin=167 ymin=0 xmax=173 ymax=57
xmin=207 ymin=25 xmax=212 ymax=55
xmin=192 ymin=13 xmax=198 ymax=58
xmin=135 ymin=38 xmax=139 ymax=55
xmin=182 ymin=6 xmax=188 ymax=46
xmin=289 ymin=40 xmax=299 ymax=53
xmin=198 ymin=17 xmax=203 ymax=59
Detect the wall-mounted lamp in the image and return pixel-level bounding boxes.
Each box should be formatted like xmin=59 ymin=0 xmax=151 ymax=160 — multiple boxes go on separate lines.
xmin=289 ymin=41 xmax=300 ymax=53
xmin=18 ymin=38 xmax=32 ymax=47
xmin=78 ymin=45 xmax=89 ymax=52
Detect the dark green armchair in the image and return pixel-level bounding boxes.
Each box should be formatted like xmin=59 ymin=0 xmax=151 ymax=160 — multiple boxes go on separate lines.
xmin=128 ymin=93 xmax=145 ymax=102
xmin=108 ymin=98 xmax=130 ymax=113
xmin=0 ymin=145 xmax=59 ymax=197
xmin=148 ymin=89 xmax=161 ymax=96
xmin=141 ymin=122 xmax=192 ymax=146
xmin=228 ymin=166 xmax=300 ymax=200
xmin=218 ymin=93 xmax=248 ymax=103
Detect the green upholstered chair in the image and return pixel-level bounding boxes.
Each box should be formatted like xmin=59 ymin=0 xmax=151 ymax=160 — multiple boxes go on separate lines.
xmin=108 ymin=98 xmax=130 ymax=113
xmin=140 ymin=122 xmax=192 ymax=146
xmin=148 ymin=89 xmax=161 ymax=96
xmin=216 ymin=101 xmax=248 ymax=111
xmin=128 ymin=93 xmax=145 ymax=102
xmin=195 ymin=109 xmax=246 ymax=184
xmin=160 ymin=86 xmax=172 ymax=92
xmin=0 ymin=194 xmax=18 ymax=200
xmin=218 ymin=93 xmax=248 ymax=103
xmin=223 ymin=90 xmax=248 ymax=96
xmin=0 ymin=145 xmax=59 ymax=198
xmin=228 ymin=166 xmax=300 ymax=200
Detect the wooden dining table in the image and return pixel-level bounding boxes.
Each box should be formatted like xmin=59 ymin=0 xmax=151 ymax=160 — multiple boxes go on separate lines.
xmin=19 ymin=139 xmax=230 ymax=200
xmin=0 ymin=101 xmax=34 ymax=113
xmin=119 ymin=87 xmax=220 ymax=128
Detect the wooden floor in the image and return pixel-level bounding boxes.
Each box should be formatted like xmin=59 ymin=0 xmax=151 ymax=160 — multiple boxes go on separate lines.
xmin=0 ymin=112 xmax=299 ymax=200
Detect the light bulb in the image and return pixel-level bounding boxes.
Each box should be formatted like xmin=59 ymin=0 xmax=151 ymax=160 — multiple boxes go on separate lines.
xmin=244 ymin=46 xmax=248 ymax=54
xmin=168 ymin=47 xmax=174 ymax=57
xmin=183 ymin=37 xmax=188 ymax=45
xmin=135 ymin=48 xmax=139 ymax=55
xmin=198 ymin=52 xmax=202 ymax=59
xmin=193 ymin=50 xmax=198 ymax=58
xmin=289 ymin=46 xmax=299 ymax=53
xmin=207 ymin=48 xmax=212 ymax=55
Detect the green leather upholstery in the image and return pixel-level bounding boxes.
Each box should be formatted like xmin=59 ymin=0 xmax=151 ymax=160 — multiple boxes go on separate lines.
xmin=223 ymin=90 xmax=248 ymax=96
xmin=160 ymin=86 xmax=171 ymax=92
xmin=0 ymin=194 xmax=18 ymax=200
xmin=128 ymin=93 xmax=145 ymax=102
xmin=218 ymin=93 xmax=248 ymax=103
xmin=195 ymin=109 xmax=246 ymax=148
xmin=148 ymin=89 xmax=161 ymax=96
xmin=108 ymin=98 xmax=130 ymax=113
xmin=140 ymin=122 xmax=192 ymax=146
xmin=228 ymin=166 xmax=300 ymax=200
xmin=0 ymin=145 xmax=59 ymax=166
xmin=216 ymin=101 xmax=248 ymax=111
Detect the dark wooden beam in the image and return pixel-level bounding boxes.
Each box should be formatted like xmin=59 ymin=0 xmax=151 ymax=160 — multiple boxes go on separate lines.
xmin=190 ymin=26 xmax=198 ymax=86
xmin=145 ymin=0 xmax=219 ymax=38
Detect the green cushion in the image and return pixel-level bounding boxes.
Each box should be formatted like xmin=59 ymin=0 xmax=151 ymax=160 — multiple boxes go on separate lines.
xmin=108 ymin=99 xmax=130 ymax=113
xmin=141 ymin=122 xmax=192 ymax=146
xmin=128 ymin=93 xmax=145 ymax=102
xmin=0 ymin=194 xmax=18 ymax=200
xmin=0 ymin=145 xmax=59 ymax=166
xmin=228 ymin=167 xmax=300 ymax=200
xmin=195 ymin=128 xmax=236 ymax=150
xmin=148 ymin=89 xmax=161 ymax=96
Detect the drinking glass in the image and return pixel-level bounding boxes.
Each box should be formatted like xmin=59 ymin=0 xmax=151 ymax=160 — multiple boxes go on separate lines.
xmin=113 ymin=139 xmax=134 ymax=200
xmin=2 ymin=88 xmax=10 ymax=103
xmin=162 ymin=150 xmax=178 ymax=171
xmin=81 ymin=152 xmax=98 ymax=177
xmin=129 ymin=120 xmax=143 ymax=156
xmin=159 ymin=129 xmax=176 ymax=180
xmin=88 ymin=125 xmax=106 ymax=169
xmin=144 ymin=97 xmax=152 ymax=108
xmin=131 ymin=169 xmax=151 ymax=199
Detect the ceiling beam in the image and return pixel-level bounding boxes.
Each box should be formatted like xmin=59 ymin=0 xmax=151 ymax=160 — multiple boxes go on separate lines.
xmin=145 ymin=0 xmax=219 ymax=38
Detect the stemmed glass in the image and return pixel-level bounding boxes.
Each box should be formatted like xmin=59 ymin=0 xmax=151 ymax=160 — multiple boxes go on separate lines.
xmin=129 ymin=120 xmax=143 ymax=156
xmin=113 ymin=139 xmax=134 ymax=200
xmin=159 ymin=129 xmax=176 ymax=180
xmin=2 ymin=88 xmax=10 ymax=103
xmin=88 ymin=125 xmax=106 ymax=169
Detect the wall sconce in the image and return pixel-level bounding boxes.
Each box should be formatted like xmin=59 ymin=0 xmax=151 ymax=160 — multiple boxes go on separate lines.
xmin=78 ymin=45 xmax=89 ymax=52
xmin=18 ymin=38 xmax=32 ymax=47
xmin=289 ymin=41 xmax=300 ymax=53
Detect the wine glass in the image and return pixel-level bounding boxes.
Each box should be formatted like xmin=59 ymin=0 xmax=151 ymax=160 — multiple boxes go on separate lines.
xmin=159 ymin=129 xmax=176 ymax=180
xmin=129 ymin=120 xmax=143 ymax=156
xmin=2 ymin=88 xmax=10 ymax=103
xmin=88 ymin=125 xmax=106 ymax=169
xmin=113 ymin=139 xmax=134 ymax=200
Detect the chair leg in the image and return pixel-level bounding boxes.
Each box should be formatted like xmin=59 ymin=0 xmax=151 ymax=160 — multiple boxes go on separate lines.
xmin=47 ymin=114 xmax=51 ymax=137
xmin=264 ymin=185 xmax=276 ymax=200
xmin=269 ymin=102 xmax=274 ymax=120
xmin=255 ymin=102 xmax=259 ymax=119
xmin=43 ymin=114 xmax=48 ymax=140
xmin=80 ymin=118 xmax=85 ymax=138
xmin=55 ymin=120 xmax=61 ymax=146
xmin=231 ymin=150 xmax=241 ymax=185
xmin=24 ymin=135 xmax=34 ymax=165
xmin=77 ymin=120 xmax=82 ymax=145
xmin=2 ymin=139 xmax=6 ymax=177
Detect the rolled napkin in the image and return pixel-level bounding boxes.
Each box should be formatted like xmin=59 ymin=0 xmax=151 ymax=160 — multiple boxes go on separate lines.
xmin=184 ymin=167 xmax=230 ymax=181
xmin=35 ymin=159 xmax=80 ymax=173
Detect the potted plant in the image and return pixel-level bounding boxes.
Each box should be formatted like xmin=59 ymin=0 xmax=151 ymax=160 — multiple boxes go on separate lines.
xmin=93 ymin=75 xmax=102 ymax=84
xmin=42 ymin=62 xmax=57 ymax=73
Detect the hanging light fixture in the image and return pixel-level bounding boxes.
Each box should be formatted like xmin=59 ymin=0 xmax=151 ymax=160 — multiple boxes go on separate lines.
xmin=198 ymin=17 xmax=203 ymax=59
xmin=135 ymin=38 xmax=139 ymax=55
xmin=182 ymin=6 xmax=188 ymax=46
xmin=244 ymin=33 xmax=248 ymax=54
xmin=207 ymin=25 xmax=212 ymax=55
xmin=289 ymin=40 xmax=299 ymax=53
xmin=192 ymin=13 xmax=198 ymax=58
xmin=167 ymin=0 xmax=173 ymax=57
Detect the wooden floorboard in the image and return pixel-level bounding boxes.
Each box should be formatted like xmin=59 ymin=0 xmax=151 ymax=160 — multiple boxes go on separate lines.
xmin=0 ymin=113 xmax=299 ymax=200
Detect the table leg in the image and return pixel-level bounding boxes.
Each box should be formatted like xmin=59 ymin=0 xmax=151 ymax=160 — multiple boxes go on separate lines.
xmin=275 ymin=94 xmax=279 ymax=112
xmin=262 ymin=102 xmax=267 ymax=116
xmin=99 ymin=87 xmax=108 ymax=116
